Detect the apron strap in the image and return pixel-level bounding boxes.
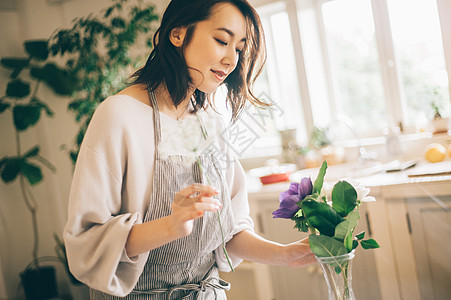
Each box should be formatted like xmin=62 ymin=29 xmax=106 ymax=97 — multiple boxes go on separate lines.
xmin=148 ymin=89 xmax=162 ymax=159
xmin=130 ymin=269 xmax=230 ymax=299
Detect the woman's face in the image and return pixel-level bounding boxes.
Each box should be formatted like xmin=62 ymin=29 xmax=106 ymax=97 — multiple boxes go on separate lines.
xmin=182 ymin=3 xmax=247 ymax=94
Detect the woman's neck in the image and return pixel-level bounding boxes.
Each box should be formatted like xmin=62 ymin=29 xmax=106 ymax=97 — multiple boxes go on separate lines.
xmin=155 ymin=84 xmax=192 ymax=121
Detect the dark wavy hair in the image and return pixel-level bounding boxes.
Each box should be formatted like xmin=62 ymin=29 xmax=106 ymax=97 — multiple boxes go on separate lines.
xmin=131 ymin=0 xmax=268 ymax=121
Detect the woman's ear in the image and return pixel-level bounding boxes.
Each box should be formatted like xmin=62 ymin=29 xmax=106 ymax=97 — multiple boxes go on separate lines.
xmin=169 ymin=27 xmax=187 ymax=47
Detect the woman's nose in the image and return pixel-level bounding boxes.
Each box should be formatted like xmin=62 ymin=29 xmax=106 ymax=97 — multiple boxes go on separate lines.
xmin=222 ymin=47 xmax=238 ymax=68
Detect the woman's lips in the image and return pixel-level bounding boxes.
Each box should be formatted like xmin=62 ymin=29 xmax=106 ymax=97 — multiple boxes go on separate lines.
xmin=211 ymin=69 xmax=227 ymax=81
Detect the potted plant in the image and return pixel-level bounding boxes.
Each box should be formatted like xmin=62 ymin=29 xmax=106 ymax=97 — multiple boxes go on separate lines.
xmin=0 ymin=39 xmax=76 ymax=299
xmin=54 ymin=234 xmax=89 ymax=299
xmin=430 ymin=99 xmax=449 ymax=134
xmin=49 ymin=0 xmax=159 ymax=165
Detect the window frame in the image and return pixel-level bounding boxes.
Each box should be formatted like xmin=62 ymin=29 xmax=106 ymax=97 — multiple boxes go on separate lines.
xmin=251 ymin=0 xmax=451 ymax=136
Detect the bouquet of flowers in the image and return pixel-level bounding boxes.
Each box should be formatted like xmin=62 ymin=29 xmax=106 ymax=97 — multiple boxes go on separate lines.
xmin=273 ymin=161 xmax=379 ymax=299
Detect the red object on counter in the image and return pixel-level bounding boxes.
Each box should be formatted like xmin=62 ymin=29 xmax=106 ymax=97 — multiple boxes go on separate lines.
xmin=259 ymin=172 xmax=291 ymax=185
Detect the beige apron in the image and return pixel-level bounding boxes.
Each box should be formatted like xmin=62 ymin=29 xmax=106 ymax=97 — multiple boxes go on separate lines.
xmin=90 ymin=91 xmax=235 ymax=299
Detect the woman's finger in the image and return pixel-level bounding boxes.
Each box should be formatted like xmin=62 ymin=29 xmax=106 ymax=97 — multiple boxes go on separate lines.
xmin=198 ymin=196 xmax=222 ymax=207
xmin=193 ymin=201 xmax=221 ymax=212
xmin=177 ymin=183 xmax=219 ymax=199
xmin=289 ymin=253 xmax=316 ymax=268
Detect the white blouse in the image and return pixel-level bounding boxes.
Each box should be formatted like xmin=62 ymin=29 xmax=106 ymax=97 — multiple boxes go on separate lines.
xmin=63 ymin=95 xmax=254 ymax=296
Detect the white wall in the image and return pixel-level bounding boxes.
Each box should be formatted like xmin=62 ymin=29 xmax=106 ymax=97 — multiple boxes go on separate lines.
xmin=0 ymin=0 xmax=168 ymax=299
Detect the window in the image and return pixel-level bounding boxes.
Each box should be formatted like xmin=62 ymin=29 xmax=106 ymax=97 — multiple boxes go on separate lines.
xmin=251 ymin=0 xmax=450 ymax=152
xmin=386 ymin=0 xmax=450 ymax=127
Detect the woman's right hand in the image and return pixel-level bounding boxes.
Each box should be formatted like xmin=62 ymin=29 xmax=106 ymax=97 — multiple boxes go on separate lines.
xmin=169 ymin=183 xmax=222 ymax=238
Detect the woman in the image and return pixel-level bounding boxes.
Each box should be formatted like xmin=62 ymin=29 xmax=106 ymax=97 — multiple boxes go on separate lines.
xmin=64 ymin=0 xmax=315 ymax=299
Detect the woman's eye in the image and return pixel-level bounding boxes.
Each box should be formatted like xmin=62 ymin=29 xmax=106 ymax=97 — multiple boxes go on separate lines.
xmin=215 ymin=38 xmax=227 ymax=46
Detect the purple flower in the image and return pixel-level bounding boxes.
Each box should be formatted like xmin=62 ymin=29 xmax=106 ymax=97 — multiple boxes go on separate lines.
xmin=272 ymin=177 xmax=313 ymax=219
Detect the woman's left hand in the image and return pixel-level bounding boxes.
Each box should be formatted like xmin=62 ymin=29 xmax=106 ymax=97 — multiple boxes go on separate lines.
xmin=283 ymin=237 xmax=316 ymax=268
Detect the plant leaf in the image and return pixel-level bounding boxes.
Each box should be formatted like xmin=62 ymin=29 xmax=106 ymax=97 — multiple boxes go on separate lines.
xmin=333 ymin=209 xmax=360 ymax=250
xmin=352 ymin=240 xmax=359 ymax=250
xmin=24 ymin=40 xmax=49 ymax=60
xmin=332 ymin=181 xmax=357 ymax=217
xmin=361 ymin=239 xmax=380 ymax=249
xmin=309 ymin=234 xmax=348 ymax=257
xmin=344 ymin=231 xmax=353 ymax=252
xmin=355 ymin=231 xmax=365 ymax=240
xmin=1 ymin=57 xmax=29 ymax=69
xmin=6 ymin=79 xmax=30 ymax=98
xmin=312 ymin=160 xmax=327 ymax=194
xmin=13 ymin=104 xmax=41 ymax=131
xmin=31 ymin=97 xmax=54 ymax=117
xmin=0 ymin=101 xmax=10 ymax=113
xmin=24 ymin=146 xmax=40 ymax=158
xmin=303 ymin=200 xmax=343 ymax=236
xmin=20 ymin=160 xmax=43 ymax=185
xmin=30 ymin=63 xmax=77 ymax=95
xmin=292 ymin=217 xmax=309 ymax=232
xmin=1 ymin=58 xmax=29 ymax=78
xmin=0 ymin=158 xmax=21 ymax=183
xmin=333 ymin=220 xmax=349 ymax=241
xmin=111 ymin=17 xmax=126 ymax=28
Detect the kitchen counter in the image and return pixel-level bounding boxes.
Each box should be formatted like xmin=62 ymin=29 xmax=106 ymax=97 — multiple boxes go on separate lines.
xmin=243 ymin=160 xmax=451 ymax=300
xmin=248 ymin=160 xmax=451 ymax=196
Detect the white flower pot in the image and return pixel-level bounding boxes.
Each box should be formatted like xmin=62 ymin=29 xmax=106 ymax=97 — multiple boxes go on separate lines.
xmin=430 ymin=118 xmax=450 ymax=134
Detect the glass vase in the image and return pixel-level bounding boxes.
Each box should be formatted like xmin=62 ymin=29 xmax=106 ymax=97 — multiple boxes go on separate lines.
xmin=316 ymin=250 xmax=356 ymax=300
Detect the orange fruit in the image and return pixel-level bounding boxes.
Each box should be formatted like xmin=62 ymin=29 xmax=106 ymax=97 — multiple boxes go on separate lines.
xmin=424 ymin=143 xmax=446 ymax=163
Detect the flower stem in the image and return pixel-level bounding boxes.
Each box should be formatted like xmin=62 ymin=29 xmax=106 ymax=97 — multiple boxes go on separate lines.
xmin=218 ymin=210 xmax=234 ymax=272
xmin=309 ymin=225 xmax=317 ymax=235
xmin=196 ymin=158 xmax=234 ymax=272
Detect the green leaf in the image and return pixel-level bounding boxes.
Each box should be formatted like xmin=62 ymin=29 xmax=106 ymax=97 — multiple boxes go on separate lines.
xmin=13 ymin=104 xmax=41 ymax=131
xmin=1 ymin=58 xmax=29 ymax=77
xmin=344 ymin=231 xmax=353 ymax=252
xmin=24 ymin=146 xmax=40 ymax=158
xmin=292 ymin=216 xmax=309 ymax=232
xmin=361 ymin=239 xmax=380 ymax=249
xmin=30 ymin=63 xmax=77 ymax=95
xmin=69 ymin=150 xmax=78 ymax=165
xmin=30 ymin=97 xmax=54 ymax=117
xmin=355 ymin=231 xmax=365 ymax=240
xmin=332 ymin=181 xmax=357 ymax=217
xmin=312 ymin=160 xmax=327 ymax=194
xmin=334 ymin=211 xmax=359 ymax=251
xmin=0 ymin=158 xmax=21 ymax=183
xmin=20 ymin=160 xmax=43 ymax=185
xmin=303 ymin=200 xmax=343 ymax=236
xmin=111 ymin=17 xmax=126 ymax=28
xmin=352 ymin=240 xmax=359 ymax=250
xmin=333 ymin=220 xmax=349 ymax=241
xmin=309 ymin=234 xmax=348 ymax=258
xmin=6 ymin=79 xmax=30 ymax=98
xmin=104 ymin=6 xmax=114 ymax=18
xmin=294 ymin=209 xmax=303 ymax=218
xmin=24 ymin=40 xmax=49 ymax=60
xmin=0 ymin=101 xmax=10 ymax=113
xmin=0 ymin=57 xmax=29 ymax=69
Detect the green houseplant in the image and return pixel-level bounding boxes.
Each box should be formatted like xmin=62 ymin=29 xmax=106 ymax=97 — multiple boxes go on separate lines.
xmin=0 ymin=40 xmax=76 ymax=299
xmin=430 ymin=98 xmax=449 ymax=134
xmin=49 ymin=0 xmax=159 ymax=164
xmin=0 ymin=1 xmax=158 ymax=298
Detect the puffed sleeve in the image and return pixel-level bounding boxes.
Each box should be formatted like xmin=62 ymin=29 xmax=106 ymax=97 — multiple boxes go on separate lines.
xmin=63 ymin=98 xmax=149 ymax=296
xmin=214 ymin=119 xmax=254 ymax=271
